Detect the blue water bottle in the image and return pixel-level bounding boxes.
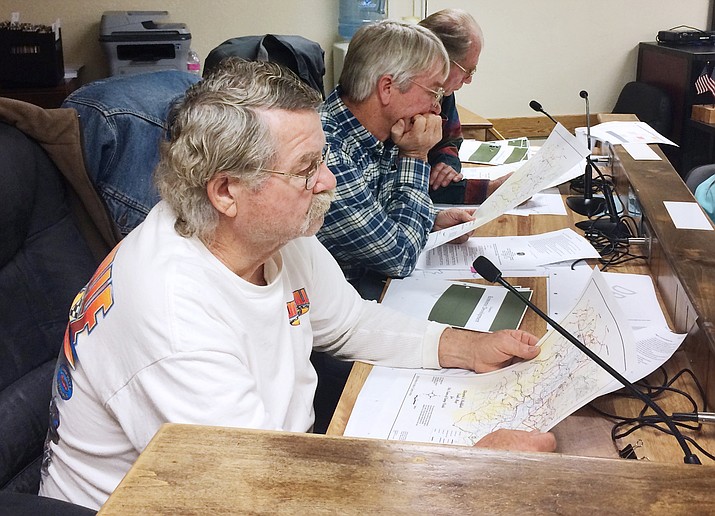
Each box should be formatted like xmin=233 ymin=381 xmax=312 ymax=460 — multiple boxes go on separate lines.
xmin=338 ymin=0 xmax=387 ymax=41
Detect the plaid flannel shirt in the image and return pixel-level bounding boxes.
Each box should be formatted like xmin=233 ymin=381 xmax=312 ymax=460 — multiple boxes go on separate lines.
xmin=317 ymin=88 xmax=437 ymax=283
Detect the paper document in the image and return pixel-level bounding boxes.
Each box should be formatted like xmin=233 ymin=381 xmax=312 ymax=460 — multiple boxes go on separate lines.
xmin=417 ymin=228 xmax=600 ymax=271
xmin=622 ymin=143 xmax=662 ymax=161
xmin=550 ymin=269 xmax=671 ymax=332
xmin=425 ymin=123 xmax=589 ymax=251
xmin=440 ymin=189 xmax=569 ymax=218
xmin=548 ymin=261 xmax=594 ymax=322
xmin=628 ymin=327 xmax=685 ymax=384
xmin=461 ymin=162 xmax=520 ymax=181
xmin=505 ymin=188 xmax=566 ymax=216
xmin=601 ymin=272 xmax=669 ymax=330
xmin=663 ymin=201 xmax=714 ymax=230
xmin=381 ymin=277 xmax=531 ymax=332
xmin=408 ymin=266 xmax=549 ymax=281
xmin=459 ymin=138 xmax=530 ymax=165
xmin=583 ymin=121 xmax=678 ymax=147
xmin=344 ymin=268 xmax=682 ymax=445
xmin=542 ymin=160 xmax=587 ymax=190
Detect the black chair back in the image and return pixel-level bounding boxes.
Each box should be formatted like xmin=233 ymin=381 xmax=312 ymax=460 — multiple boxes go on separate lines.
xmin=613 ymin=81 xmax=672 ymax=137
xmin=0 ymin=122 xmax=100 ymax=493
xmin=684 ymin=163 xmax=715 ymax=193
xmin=204 ymin=35 xmax=326 ymax=98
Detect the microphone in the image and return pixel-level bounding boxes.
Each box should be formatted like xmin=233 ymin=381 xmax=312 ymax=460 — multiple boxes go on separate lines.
xmin=529 ymin=99 xmax=558 ymax=125
xmin=472 ymin=255 xmax=701 ymax=465
xmin=566 ymin=90 xmax=606 ymax=217
xmin=579 ymin=90 xmax=591 ymax=152
xmin=573 ymin=94 xmax=630 ymax=238
xmin=528 ymin=97 xmax=631 ymax=241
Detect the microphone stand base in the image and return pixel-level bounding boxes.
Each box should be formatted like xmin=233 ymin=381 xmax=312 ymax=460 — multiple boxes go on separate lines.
xmin=566 ymin=195 xmax=606 ymax=217
xmin=575 ymin=219 xmax=631 ymax=238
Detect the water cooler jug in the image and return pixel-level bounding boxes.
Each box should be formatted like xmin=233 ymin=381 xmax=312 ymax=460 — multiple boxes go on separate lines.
xmin=338 ymin=0 xmax=387 ymax=40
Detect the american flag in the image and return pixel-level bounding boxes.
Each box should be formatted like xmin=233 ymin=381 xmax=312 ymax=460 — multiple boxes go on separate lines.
xmin=695 ymin=65 xmax=715 ymax=96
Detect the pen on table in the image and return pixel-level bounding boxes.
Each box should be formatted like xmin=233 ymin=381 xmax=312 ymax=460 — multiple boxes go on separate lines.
xmin=671 ymin=412 xmax=715 ymax=424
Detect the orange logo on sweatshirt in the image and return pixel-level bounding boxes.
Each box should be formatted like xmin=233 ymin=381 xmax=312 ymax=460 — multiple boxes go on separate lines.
xmin=286 ymin=288 xmax=310 ymax=326
xmin=63 ymin=246 xmax=119 ymax=368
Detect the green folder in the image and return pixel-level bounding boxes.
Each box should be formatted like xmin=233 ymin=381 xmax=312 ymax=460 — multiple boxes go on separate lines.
xmin=427 ymin=283 xmax=532 ymax=332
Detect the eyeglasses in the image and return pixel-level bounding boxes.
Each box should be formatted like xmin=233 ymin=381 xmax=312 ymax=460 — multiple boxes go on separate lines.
xmin=407 ymin=79 xmax=445 ymax=107
xmin=451 ymin=59 xmax=476 ymax=79
xmin=257 ymin=145 xmax=330 ymax=190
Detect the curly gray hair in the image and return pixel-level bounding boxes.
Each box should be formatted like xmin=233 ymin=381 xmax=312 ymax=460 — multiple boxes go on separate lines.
xmin=154 ymin=58 xmax=322 ymax=240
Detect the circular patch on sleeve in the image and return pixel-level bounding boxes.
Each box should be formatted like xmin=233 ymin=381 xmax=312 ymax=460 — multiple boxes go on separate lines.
xmin=57 ymin=364 xmax=74 ymax=400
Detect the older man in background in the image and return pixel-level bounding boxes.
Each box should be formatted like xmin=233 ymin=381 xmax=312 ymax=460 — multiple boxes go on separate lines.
xmin=420 ymin=9 xmax=510 ymax=204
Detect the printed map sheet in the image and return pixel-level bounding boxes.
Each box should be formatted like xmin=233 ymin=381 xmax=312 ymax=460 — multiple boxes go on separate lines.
xmin=345 ymin=268 xmax=683 ymax=445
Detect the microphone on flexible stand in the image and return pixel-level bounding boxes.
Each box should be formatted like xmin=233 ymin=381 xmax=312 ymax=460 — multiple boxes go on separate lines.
xmin=529 ymin=100 xmax=558 ymax=125
xmin=566 ymin=90 xmax=606 ymax=217
xmin=529 ymin=97 xmax=625 ymax=239
xmin=472 ymin=255 xmax=701 ymax=465
xmin=580 ymin=90 xmax=591 ymax=151
xmin=573 ymin=91 xmax=630 ymax=238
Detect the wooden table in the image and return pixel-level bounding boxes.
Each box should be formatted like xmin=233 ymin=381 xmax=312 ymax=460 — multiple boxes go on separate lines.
xmin=327 ymin=155 xmax=715 ymax=464
xmin=457 ymin=104 xmax=494 ymax=140
xmin=99 ymin=423 xmax=715 ymax=515
xmin=0 ymin=76 xmax=81 ymax=109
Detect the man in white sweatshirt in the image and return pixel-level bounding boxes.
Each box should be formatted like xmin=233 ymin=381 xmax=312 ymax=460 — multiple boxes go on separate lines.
xmin=39 ymin=58 xmax=555 ymax=510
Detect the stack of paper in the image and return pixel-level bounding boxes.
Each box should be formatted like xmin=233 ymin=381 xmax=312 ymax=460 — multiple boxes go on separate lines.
xmin=418 ymin=228 xmax=600 ymax=271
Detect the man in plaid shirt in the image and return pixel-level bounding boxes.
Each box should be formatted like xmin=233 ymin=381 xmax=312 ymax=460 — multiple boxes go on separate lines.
xmin=318 ymin=20 xmax=474 ymax=290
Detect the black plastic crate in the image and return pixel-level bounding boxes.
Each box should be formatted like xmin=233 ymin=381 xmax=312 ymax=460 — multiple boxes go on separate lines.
xmin=0 ymin=23 xmax=64 ymax=88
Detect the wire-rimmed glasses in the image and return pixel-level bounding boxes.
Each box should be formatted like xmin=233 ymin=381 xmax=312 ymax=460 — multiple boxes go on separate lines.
xmin=257 ymin=145 xmax=330 ymax=190
xmin=451 ymin=59 xmax=476 ymax=79
xmin=407 ymin=79 xmax=445 ymax=107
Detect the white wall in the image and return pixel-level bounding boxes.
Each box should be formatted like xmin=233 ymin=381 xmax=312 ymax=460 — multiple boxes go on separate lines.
xmin=0 ymin=0 xmax=710 ymax=117
xmin=428 ymin=0 xmax=711 ymax=117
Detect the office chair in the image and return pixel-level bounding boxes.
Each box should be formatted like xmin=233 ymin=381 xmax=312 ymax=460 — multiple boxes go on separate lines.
xmin=684 ymin=163 xmax=715 ymax=193
xmin=204 ymin=35 xmax=326 ymax=98
xmin=612 ymin=81 xmax=673 ymax=137
xmin=0 ymin=98 xmax=118 ymax=514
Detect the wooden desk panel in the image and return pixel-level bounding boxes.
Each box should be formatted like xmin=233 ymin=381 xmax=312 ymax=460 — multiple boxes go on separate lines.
xmin=99 ymin=423 xmax=715 ymax=515
xmin=609 ymin=143 xmax=715 ymax=405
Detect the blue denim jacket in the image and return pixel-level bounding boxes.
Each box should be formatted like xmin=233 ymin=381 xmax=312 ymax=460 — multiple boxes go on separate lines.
xmin=63 ymin=71 xmax=200 ymax=235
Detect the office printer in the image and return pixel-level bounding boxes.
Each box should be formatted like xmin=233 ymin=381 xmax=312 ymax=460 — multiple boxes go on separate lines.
xmin=100 ymin=11 xmax=191 ymax=76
